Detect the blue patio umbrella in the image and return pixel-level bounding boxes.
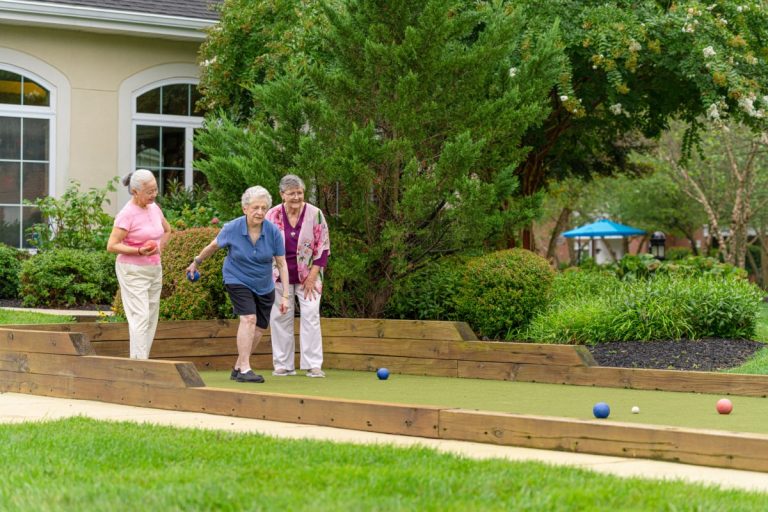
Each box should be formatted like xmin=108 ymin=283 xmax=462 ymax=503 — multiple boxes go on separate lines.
xmin=562 ymin=220 xmax=646 ymax=262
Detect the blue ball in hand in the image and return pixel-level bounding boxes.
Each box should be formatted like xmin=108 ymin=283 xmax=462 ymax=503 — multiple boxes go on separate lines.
xmin=187 ymin=270 xmax=200 ymax=282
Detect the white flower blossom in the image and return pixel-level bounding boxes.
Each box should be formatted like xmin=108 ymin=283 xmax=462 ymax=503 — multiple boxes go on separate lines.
xmin=706 ymin=4 xmax=716 ymax=10
xmin=508 ymin=67 xmax=518 ymax=78
xmin=706 ymin=103 xmax=720 ymax=120
xmin=609 ymin=103 xmax=624 ymax=115
xmin=746 ymin=55 xmax=758 ymax=65
xmin=202 ymin=56 xmax=218 ymax=67
xmin=682 ymin=24 xmax=695 ymax=33
xmin=628 ymin=39 xmax=642 ymax=52
xmin=560 ymin=95 xmax=569 ymax=102
xmin=702 ymin=46 xmax=716 ymax=58
xmin=738 ymin=95 xmax=764 ymax=118
xmin=737 ymin=5 xmax=743 ymax=12
xmin=763 ymin=95 xmax=768 ymax=105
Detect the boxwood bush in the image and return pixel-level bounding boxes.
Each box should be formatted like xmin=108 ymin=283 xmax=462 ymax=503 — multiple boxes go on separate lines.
xmin=454 ymin=249 xmax=555 ymax=339
xmin=20 ymin=249 xmax=117 ymax=307
xmin=112 ymin=227 xmax=232 ymax=320
xmin=384 ymin=254 xmax=476 ymax=321
xmin=0 ymin=243 xmax=28 ymax=299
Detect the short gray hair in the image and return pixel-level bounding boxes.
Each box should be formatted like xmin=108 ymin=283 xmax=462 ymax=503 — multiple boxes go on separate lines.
xmin=122 ymin=169 xmax=156 ymax=194
xmin=241 ymin=186 xmax=272 ymax=209
xmin=279 ymin=174 xmax=305 ymax=193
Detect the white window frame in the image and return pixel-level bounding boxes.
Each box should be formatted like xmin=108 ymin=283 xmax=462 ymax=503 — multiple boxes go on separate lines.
xmin=0 ymin=64 xmax=57 ymax=247
xmin=118 ymin=63 xmax=201 ymax=207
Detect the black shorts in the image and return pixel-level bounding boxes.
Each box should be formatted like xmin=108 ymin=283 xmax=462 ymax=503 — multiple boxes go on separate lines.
xmin=225 ymin=284 xmax=275 ymax=329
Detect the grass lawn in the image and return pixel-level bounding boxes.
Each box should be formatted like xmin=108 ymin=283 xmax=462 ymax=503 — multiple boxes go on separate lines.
xmin=728 ymin=302 xmax=768 ymax=375
xmin=0 ymin=417 xmax=765 ymax=511
xmin=0 ymin=308 xmax=74 ymax=324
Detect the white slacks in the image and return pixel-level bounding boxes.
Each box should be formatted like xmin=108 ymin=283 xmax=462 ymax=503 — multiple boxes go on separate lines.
xmin=116 ymin=262 xmax=162 ymax=360
xmin=270 ymin=283 xmax=323 ymax=371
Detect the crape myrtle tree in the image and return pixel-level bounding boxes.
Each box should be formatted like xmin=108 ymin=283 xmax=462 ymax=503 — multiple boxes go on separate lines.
xmin=196 ymin=0 xmax=566 ymax=316
xmin=510 ymin=0 xmax=768 ymax=248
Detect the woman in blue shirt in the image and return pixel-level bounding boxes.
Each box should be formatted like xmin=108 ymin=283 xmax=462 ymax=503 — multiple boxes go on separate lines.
xmin=187 ymin=186 xmax=289 ymax=383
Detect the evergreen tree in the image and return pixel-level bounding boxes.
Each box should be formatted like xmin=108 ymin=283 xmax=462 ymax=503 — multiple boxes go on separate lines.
xmin=197 ymin=0 xmax=564 ymax=316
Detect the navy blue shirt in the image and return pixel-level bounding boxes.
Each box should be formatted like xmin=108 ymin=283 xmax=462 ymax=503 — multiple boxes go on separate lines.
xmin=216 ymin=217 xmax=285 ymax=295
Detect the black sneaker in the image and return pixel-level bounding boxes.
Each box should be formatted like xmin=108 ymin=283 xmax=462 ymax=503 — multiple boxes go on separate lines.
xmin=230 ymin=368 xmax=240 ymax=381
xmin=236 ymin=370 xmax=265 ymax=383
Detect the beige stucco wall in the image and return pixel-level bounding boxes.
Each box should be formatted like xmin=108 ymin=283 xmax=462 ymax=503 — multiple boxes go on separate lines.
xmin=1 ymin=24 xmax=202 ymax=213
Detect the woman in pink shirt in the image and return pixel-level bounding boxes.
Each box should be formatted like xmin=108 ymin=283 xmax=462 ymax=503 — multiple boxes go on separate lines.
xmin=106 ymin=169 xmax=171 ymax=359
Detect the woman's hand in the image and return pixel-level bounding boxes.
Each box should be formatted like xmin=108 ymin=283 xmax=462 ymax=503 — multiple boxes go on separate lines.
xmin=278 ymin=295 xmax=290 ymax=314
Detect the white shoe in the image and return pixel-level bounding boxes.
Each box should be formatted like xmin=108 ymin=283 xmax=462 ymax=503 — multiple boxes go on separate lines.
xmin=306 ymin=368 xmax=325 ymax=378
xmin=272 ymin=368 xmax=296 ymax=376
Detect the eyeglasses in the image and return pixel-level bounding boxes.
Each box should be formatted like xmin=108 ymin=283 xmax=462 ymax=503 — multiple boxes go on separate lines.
xmin=283 ymin=190 xmax=304 ymax=198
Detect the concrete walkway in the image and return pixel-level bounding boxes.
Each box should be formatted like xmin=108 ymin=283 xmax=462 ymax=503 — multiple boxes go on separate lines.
xmin=2 ymin=391 xmax=767 ymax=493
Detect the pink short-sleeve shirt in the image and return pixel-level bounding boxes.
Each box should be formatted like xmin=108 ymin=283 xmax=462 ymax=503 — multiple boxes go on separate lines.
xmin=114 ymin=201 xmax=165 ymax=266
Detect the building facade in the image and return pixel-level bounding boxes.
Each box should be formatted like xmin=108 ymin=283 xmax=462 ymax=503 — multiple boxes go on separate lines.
xmin=0 ymin=0 xmax=219 ymax=247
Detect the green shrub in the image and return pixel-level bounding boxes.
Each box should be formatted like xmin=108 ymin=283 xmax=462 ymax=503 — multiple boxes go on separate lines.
xmin=666 ymin=247 xmax=693 ymax=261
xmin=550 ymin=268 xmax=617 ymax=305
xmin=0 ymin=243 xmax=28 ymax=299
xmin=384 ymin=254 xmax=475 ymax=321
xmin=160 ymin=180 xmax=222 ymax=231
xmin=113 ymin=227 xmax=232 ymax=320
xmin=454 ymin=249 xmax=554 ymax=339
xmin=25 ymin=179 xmax=116 ymax=251
xmin=20 ymin=249 xmax=117 ymax=307
xmin=524 ymin=273 xmax=763 ymax=344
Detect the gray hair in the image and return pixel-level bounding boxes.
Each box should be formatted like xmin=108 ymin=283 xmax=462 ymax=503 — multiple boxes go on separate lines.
xmin=122 ymin=169 xmax=156 ymax=194
xmin=279 ymin=174 xmax=305 ymax=193
xmin=241 ymin=185 xmax=272 ymax=209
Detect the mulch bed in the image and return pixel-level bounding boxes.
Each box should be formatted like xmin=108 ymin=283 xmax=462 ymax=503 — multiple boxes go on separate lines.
xmin=588 ymin=338 xmax=765 ymax=372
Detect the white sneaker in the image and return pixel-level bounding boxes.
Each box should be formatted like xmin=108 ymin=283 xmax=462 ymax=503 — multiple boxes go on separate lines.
xmin=306 ymin=368 xmax=325 ymax=378
xmin=272 ymin=368 xmax=296 ymax=376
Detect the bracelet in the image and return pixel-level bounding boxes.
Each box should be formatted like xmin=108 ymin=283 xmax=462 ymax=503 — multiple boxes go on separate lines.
xmin=194 ymin=256 xmax=203 ymax=265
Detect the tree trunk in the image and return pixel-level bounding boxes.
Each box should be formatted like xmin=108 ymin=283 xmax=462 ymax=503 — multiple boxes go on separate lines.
xmin=546 ymin=207 xmax=571 ymax=262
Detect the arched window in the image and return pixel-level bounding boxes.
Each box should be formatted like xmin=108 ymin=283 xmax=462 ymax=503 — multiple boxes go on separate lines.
xmin=132 ymin=81 xmax=205 ymax=196
xmin=0 ymin=67 xmax=53 ymax=248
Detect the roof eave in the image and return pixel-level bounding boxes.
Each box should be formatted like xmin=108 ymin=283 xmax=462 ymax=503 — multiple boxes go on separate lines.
xmin=0 ymin=0 xmax=216 ymax=41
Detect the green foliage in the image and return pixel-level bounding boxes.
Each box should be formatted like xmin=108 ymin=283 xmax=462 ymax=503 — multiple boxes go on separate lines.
xmin=19 ymin=249 xmax=117 ymax=308
xmin=113 ymin=227 xmax=232 ymax=320
xmin=25 ymin=179 xmax=117 ymax=251
xmin=665 ymin=247 xmax=693 ymax=261
xmin=510 ymin=0 xmax=768 ymax=193
xmin=198 ymin=0 xmax=566 ymax=316
xmin=0 ymin=243 xmax=28 ymax=299
xmin=608 ymin=253 xmax=746 ymax=280
xmin=384 ymin=254 xmax=477 ymax=321
xmin=455 ymin=249 xmax=555 ymax=339
xmin=525 ymin=271 xmax=763 ymax=344
xmin=159 ymin=180 xmax=222 ymax=231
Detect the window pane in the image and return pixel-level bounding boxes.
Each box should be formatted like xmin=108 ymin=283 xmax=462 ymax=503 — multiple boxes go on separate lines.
xmin=162 ymin=127 xmax=185 ymax=168
xmin=0 ymin=161 xmax=21 ymax=203
xmin=136 ymin=125 xmax=161 ymax=169
xmin=22 ymin=78 xmax=50 ymax=107
xmin=162 ymin=84 xmax=189 ymax=116
xmin=0 ymin=206 xmax=21 ymax=248
xmin=191 ymin=85 xmax=205 ymax=116
xmin=136 ymin=88 xmax=160 ymax=114
xmin=22 ymin=162 xmax=48 ymax=201
xmin=0 ymin=116 xmax=21 ymax=159
xmin=22 ymin=118 xmax=49 ymax=161
xmin=21 ymin=206 xmax=42 ymax=249
xmin=0 ymin=70 xmax=22 ymax=105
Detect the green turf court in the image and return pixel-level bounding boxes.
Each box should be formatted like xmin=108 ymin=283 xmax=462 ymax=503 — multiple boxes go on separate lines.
xmin=202 ymin=369 xmax=768 ymax=435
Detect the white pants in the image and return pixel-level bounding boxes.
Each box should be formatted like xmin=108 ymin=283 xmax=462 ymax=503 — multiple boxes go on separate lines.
xmin=116 ymin=262 xmax=162 ymax=359
xmin=270 ymin=283 xmax=323 ymax=371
